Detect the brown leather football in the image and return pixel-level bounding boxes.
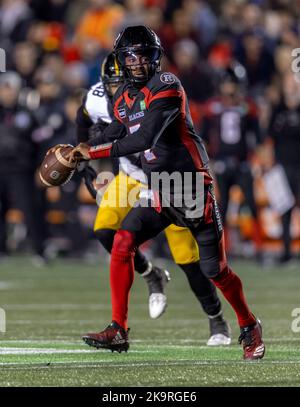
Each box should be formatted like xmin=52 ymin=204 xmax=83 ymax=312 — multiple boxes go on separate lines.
xmin=39 ymin=145 xmax=77 ymax=187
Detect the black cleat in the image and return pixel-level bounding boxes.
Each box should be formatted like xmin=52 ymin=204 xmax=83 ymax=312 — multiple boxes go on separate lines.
xmin=82 ymin=321 xmax=129 ymax=353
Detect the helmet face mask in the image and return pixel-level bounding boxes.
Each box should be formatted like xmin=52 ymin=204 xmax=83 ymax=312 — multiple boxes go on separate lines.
xmin=117 ymin=46 xmax=161 ymax=84
xmin=114 ymin=26 xmax=163 ymax=86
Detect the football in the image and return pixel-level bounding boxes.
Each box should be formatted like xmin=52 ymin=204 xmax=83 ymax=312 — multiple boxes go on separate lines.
xmin=39 ymin=145 xmax=77 ymax=187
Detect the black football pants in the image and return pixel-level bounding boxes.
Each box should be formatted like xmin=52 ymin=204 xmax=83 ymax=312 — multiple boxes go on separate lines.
xmin=120 ymin=204 xmax=225 ymax=281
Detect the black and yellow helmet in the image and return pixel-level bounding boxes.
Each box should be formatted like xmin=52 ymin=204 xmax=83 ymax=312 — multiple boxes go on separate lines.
xmin=101 ymin=52 xmax=124 ymax=96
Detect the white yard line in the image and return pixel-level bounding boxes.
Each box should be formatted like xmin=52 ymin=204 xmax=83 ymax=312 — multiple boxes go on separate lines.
xmin=6 ymin=320 xmax=102 ymax=325
xmin=1 ymin=337 xmax=300 ymax=346
xmin=0 ymin=347 xmax=162 ymax=355
xmin=2 ymin=304 xmax=110 ymax=310
xmin=0 ymin=348 xmax=95 ymax=355
xmin=0 ymin=344 xmax=300 ymax=355
xmin=0 ymin=340 xmax=81 ymax=345
xmin=1 ymin=359 xmax=300 ymax=370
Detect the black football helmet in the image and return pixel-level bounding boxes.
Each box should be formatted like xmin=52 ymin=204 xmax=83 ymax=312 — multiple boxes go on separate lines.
xmin=113 ymin=25 xmax=163 ymax=85
xmin=101 ymin=52 xmax=124 ymax=97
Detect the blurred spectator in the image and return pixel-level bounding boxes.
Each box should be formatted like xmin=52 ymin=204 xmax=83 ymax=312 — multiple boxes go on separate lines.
xmin=144 ymin=6 xmax=164 ymax=33
xmin=51 ymin=90 xmax=89 ymax=257
xmin=201 ymin=65 xmax=264 ymax=259
xmin=274 ymin=45 xmax=294 ymax=77
xmin=241 ymin=3 xmax=263 ymax=32
xmin=75 ymin=0 xmax=125 ymax=50
xmin=12 ymin=42 xmax=40 ymax=88
xmin=0 ymin=0 xmax=33 ymax=47
xmin=234 ymin=29 xmax=275 ymax=95
xmin=75 ymin=38 xmax=106 ymax=86
xmin=32 ymin=67 xmax=69 ymax=155
xmin=0 ymin=72 xmax=46 ymax=260
xmin=208 ymin=40 xmax=233 ymax=70
xmin=42 ymin=53 xmax=65 ymax=84
xmin=62 ymin=62 xmax=89 ymax=91
xmin=29 ymin=0 xmax=71 ymax=23
xmin=182 ymin=0 xmax=218 ymax=52
xmin=218 ymin=0 xmax=243 ymax=37
xmin=163 ymin=0 xmax=181 ymax=22
xmin=120 ymin=0 xmax=146 ymax=28
xmin=26 ymin=21 xmax=50 ymax=47
xmin=172 ymin=39 xmax=214 ymax=103
xmin=268 ymin=72 xmax=300 ymax=263
xmin=278 ymin=8 xmax=299 ymax=48
xmin=159 ymin=7 xmax=200 ymax=61
xmin=172 ymin=38 xmax=215 ymax=129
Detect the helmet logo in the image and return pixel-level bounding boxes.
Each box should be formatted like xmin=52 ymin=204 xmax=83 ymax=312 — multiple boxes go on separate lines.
xmin=160 ymin=73 xmax=175 ymax=84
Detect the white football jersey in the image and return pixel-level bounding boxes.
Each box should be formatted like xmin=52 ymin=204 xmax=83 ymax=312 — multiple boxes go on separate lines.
xmin=84 ymin=80 xmax=112 ymax=125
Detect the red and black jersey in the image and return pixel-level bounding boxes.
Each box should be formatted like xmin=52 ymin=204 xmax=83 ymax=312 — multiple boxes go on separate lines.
xmin=200 ymin=97 xmax=262 ymax=162
xmin=88 ymin=72 xmax=211 ymax=184
xmin=87 ymin=72 xmax=214 ymax=226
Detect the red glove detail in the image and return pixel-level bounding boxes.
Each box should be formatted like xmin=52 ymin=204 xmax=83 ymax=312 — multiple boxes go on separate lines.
xmin=88 ymin=143 xmax=112 ymax=159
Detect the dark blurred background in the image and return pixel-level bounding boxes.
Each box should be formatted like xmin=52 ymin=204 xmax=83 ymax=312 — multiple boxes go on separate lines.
xmin=0 ymin=0 xmax=299 ymax=266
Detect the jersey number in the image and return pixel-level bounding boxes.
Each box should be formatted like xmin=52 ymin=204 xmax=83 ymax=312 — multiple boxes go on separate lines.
xmin=220 ymin=111 xmax=241 ymax=144
xmin=92 ymin=84 xmax=105 ymax=98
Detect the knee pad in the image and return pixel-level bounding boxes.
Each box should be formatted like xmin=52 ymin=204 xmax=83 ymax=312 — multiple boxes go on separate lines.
xmin=112 ymin=230 xmax=136 ymax=254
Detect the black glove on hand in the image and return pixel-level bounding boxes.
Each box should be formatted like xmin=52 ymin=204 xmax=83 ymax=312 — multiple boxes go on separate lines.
xmin=88 ymin=121 xmax=107 ymax=140
xmin=78 ymin=164 xmax=98 ymax=199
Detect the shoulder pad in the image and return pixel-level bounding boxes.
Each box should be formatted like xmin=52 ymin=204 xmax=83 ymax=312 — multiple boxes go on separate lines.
xmin=147 ymin=72 xmax=181 ymax=95
xmin=85 ymin=80 xmax=112 ymax=125
xmin=113 ymin=82 xmax=127 ymax=103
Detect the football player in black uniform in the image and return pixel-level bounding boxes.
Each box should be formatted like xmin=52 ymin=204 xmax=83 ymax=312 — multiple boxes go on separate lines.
xmin=70 ymin=26 xmax=265 ymax=360
xmin=75 ymin=53 xmax=231 ymax=345
xmin=201 ymin=66 xmax=263 ymax=259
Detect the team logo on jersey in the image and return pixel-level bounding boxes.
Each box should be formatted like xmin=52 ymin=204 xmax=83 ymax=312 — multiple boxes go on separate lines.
xmin=129 ymin=111 xmax=144 ymax=121
xmin=140 ymin=100 xmax=146 ymax=110
xmin=160 ymin=73 xmax=175 ymax=84
xmin=118 ymin=107 xmax=126 ymax=119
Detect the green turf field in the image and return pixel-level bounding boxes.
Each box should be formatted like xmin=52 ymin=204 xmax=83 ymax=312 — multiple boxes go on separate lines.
xmin=0 ymin=256 xmax=300 ymax=386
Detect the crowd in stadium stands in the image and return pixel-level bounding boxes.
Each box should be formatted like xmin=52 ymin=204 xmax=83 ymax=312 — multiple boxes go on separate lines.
xmin=0 ymin=0 xmax=299 ymax=265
